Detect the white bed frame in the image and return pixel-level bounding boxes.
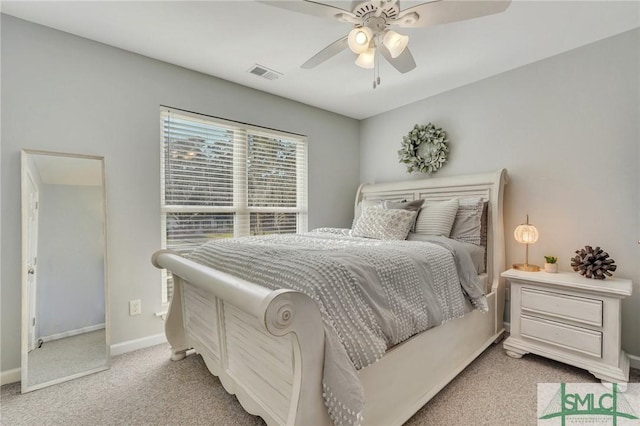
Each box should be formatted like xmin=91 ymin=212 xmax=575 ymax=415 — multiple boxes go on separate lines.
xmin=152 ymin=169 xmax=508 ymax=425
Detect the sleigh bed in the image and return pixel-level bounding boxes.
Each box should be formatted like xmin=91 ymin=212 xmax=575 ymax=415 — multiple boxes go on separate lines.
xmin=152 ymin=168 xmax=507 ymax=425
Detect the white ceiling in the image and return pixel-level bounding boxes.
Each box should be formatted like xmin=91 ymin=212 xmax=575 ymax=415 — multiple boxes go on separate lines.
xmin=2 ymin=1 xmax=639 ymax=119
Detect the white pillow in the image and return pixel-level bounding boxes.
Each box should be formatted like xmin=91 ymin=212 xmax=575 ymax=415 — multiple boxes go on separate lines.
xmin=352 ymin=207 xmax=417 ymax=240
xmin=353 ymin=199 xmax=383 ymax=223
xmin=413 ymin=198 xmax=459 ymax=237
xmin=353 ymin=198 xmax=423 ymax=223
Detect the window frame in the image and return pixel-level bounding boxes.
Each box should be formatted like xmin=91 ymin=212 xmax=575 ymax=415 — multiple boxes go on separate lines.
xmin=160 ymin=107 xmax=308 ymax=304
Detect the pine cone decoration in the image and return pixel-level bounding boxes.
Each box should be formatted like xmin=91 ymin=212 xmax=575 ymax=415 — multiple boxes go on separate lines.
xmin=570 ymin=245 xmax=617 ymax=280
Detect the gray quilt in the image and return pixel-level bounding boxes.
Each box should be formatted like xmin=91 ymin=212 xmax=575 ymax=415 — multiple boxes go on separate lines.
xmin=188 ymin=228 xmax=487 ymax=425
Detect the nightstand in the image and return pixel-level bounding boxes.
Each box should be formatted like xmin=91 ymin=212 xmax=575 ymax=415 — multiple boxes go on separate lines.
xmin=502 ymin=269 xmax=632 ymax=383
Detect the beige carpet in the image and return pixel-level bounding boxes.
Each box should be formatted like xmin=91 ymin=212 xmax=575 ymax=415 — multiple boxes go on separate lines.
xmin=2 ymin=340 xmax=638 ymax=425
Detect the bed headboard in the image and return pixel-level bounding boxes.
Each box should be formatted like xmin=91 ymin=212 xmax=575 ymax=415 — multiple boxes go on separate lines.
xmin=355 ymin=169 xmax=508 ymax=297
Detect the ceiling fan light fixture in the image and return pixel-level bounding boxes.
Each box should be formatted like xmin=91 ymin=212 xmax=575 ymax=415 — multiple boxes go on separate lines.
xmin=348 ymin=27 xmax=373 ymax=54
xmin=383 ymin=30 xmax=409 ymax=58
xmin=355 ymin=48 xmax=376 ymax=69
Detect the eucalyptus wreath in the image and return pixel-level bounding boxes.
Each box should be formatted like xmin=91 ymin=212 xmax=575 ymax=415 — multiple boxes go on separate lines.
xmin=397 ymin=123 xmax=449 ymax=174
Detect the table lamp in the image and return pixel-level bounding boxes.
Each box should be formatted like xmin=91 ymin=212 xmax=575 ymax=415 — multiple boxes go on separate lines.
xmin=513 ymin=214 xmax=540 ymax=271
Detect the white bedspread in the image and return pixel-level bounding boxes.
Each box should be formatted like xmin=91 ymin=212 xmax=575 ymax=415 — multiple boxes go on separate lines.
xmin=188 ymin=228 xmax=486 ymax=425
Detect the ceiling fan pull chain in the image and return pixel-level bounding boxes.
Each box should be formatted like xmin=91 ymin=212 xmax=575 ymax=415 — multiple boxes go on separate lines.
xmin=376 ymin=47 xmax=381 ymax=87
xmin=372 ymin=47 xmax=377 ymax=89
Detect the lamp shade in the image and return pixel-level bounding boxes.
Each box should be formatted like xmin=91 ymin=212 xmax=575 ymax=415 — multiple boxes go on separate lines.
xmin=355 ymin=48 xmax=375 ymax=69
xmin=383 ymin=30 xmax=409 ymax=58
xmin=348 ymin=27 xmax=373 ymax=54
xmin=514 ymin=224 xmax=538 ymax=244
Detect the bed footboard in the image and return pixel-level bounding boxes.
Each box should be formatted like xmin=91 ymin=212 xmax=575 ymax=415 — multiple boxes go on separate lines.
xmin=152 ymin=250 xmax=330 ymax=426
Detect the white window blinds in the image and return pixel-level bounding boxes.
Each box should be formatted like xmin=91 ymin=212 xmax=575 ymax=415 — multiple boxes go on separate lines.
xmin=160 ymin=107 xmax=308 ymax=303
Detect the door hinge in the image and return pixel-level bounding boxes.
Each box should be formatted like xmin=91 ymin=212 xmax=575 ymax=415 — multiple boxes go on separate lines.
xmin=32 ymin=317 xmax=36 ymax=326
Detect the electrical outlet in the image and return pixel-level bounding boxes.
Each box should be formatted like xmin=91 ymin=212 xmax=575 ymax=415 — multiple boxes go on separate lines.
xmin=129 ymin=299 xmax=142 ymax=316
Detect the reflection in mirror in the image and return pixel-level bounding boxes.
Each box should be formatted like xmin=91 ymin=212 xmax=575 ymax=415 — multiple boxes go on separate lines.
xmin=21 ymin=150 xmax=110 ymax=393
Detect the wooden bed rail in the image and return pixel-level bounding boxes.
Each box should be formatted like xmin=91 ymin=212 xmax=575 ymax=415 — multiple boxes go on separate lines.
xmin=152 ymin=250 xmax=273 ymax=318
xmin=151 ymin=249 xmax=330 ymax=425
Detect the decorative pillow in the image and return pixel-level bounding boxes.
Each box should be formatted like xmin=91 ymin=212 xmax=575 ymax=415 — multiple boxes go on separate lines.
xmin=352 ymin=207 xmax=418 ymax=240
xmin=450 ymin=198 xmax=485 ymax=246
xmin=383 ymin=199 xmax=425 ymax=212
xmin=354 ymin=198 xmax=422 ymax=223
xmin=413 ymin=198 xmax=459 ymax=237
xmin=353 ymin=199 xmax=384 ymax=223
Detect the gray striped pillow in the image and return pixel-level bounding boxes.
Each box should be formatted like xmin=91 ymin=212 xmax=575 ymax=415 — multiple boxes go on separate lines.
xmin=414 ymin=198 xmax=459 ymax=237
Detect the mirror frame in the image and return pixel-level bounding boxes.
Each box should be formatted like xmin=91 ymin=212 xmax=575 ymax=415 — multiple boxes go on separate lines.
xmin=21 ymin=149 xmax=110 ymax=393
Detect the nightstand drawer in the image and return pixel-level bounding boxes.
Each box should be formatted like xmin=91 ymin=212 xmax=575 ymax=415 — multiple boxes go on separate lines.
xmin=521 ymin=287 xmax=603 ymax=327
xmin=520 ymin=315 xmax=602 ymax=358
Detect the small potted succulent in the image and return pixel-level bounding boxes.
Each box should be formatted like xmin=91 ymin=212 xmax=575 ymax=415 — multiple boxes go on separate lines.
xmin=544 ymin=256 xmax=558 ymax=273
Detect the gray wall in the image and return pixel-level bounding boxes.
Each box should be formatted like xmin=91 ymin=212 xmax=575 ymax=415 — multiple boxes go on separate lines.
xmin=37 ymin=184 xmax=105 ymax=338
xmin=1 ymin=15 xmax=360 ymax=371
xmin=360 ymin=29 xmax=640 ymax=356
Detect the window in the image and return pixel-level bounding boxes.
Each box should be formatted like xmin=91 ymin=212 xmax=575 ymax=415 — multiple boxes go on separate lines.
xmin=160 ymin=108 xmax=308 ymax=303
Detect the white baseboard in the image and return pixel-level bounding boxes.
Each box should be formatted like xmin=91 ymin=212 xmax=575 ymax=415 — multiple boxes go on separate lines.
xmin=41 ymin=323 xmax=106 ymax=343
xmin=1 ymin=368 xmax=21 ymax=386
xmin=110 ymin=333 xmax=167 ymax=356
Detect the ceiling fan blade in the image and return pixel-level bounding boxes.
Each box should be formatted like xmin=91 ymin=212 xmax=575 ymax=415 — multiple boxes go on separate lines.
xmin=395 ymin=0 xmax=511 ymax=28
xmin=258 ymin=1 xmax=355 ymax=20
xmin=302 ymin=35 xmax=349 ymax=69
xmin=379 ymin=45 xmax=416 ymax=74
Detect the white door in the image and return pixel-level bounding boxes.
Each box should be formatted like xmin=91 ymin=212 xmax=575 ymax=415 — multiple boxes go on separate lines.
xmin=26 ymin=173 xmax=39 ymax=352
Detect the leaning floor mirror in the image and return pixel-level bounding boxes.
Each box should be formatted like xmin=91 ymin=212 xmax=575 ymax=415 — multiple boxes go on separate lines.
xmin=21 ymin=149 xmax=110 ymax=393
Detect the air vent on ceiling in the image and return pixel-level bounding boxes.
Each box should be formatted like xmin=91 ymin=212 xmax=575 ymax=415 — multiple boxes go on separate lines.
xmin=248 ymin=64 xmax=283 ymax=81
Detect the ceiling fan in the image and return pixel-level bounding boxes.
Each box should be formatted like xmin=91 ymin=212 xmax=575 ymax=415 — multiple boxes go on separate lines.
xmin=261 ymin=0 xmax=511 ymax=88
